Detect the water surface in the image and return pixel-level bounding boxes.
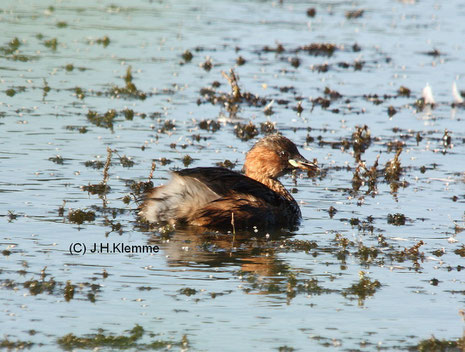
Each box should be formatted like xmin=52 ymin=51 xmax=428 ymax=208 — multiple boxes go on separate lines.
xmin=1 ymin=0 xmax=465 ymax=350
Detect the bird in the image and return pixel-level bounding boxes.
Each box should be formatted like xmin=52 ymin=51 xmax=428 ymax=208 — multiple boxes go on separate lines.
xmin=138 ymin=134 xmax=318 ymax=231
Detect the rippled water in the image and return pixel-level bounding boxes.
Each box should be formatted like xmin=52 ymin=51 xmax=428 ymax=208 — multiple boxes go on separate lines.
xmin=1 ymin=0 xmax=465 ymax=350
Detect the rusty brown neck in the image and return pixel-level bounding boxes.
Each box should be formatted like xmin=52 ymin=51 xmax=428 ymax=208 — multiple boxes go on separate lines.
xmin=245 ymin=171 xmax=296 ymax=203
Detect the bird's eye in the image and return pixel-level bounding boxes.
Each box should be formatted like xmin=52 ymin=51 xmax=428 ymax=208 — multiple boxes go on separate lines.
xmin=279 ymin=150 xmax=287 ymax=157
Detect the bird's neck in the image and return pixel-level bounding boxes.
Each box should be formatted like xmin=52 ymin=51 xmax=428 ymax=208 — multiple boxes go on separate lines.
xmin=246 ymin=171 xmax=296 ymax=203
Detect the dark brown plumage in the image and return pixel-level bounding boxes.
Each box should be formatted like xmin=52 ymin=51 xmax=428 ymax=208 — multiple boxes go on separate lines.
xmin=138 ymin=134 xmax=318 ymax=231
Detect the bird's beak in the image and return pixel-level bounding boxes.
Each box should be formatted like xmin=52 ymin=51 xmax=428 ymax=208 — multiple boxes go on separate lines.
xmin=289 ymin=155 xmax=319 ymax=172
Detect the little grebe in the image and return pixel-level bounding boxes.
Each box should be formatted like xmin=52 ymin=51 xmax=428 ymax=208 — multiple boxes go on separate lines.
xmin=139 ymin=134 xmax=318 ymax=230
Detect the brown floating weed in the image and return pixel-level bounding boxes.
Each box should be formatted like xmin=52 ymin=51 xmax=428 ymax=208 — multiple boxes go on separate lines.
xmin=398 ymin=86 xmax=411 ymax=97
xmin=57 ymin=325 xmax=188 ymax=351
xmin=299 ymin=43 xmax=337 ymax=57
xmin=82 ymin=147 xmax=112 ymax=195
xmin=201 ymin=57 xmax=213 ymax=71
xmin=222 ymin=69 xmax=242 ymax=102
xmin=342 ymin=271 xmax=381 ymax=306
xmin=260 ymin=121 xmax=276 ymax=134
xmin=234 ymin=122 xmax=259 ymax=141
xmin=345 ymin=9 xmax=364 ymax=19
xmin=384 ymin=148 xmax=402 ymax=182
xmin=415 ymin=336 xmax=465 ymax=352
xmin=352 ymin=125 xmax=371 ymax=162
xmin=87 ymin=109 xmax=117 ymax=130
xmin=236 ymin=56 xmax=246 ymax=65
xmin=391 ymin=241 xmax=425 ymax=268
xmin=95 ymin=36 xmax=110 ymax=47
xmin=352 ymin=165 xmax=363 ymax=192
xmin=109 ymin=66 xmax=146 ymax=100
xmin=182 ymin=49 xmax=193 ymax=62
xmin=147 ymin=161 xmax=156 ymax=182
xmin=0 ymin=338 xmax=33 ymax=349
xmin=67 ymin=209 xmax=96 ymax=224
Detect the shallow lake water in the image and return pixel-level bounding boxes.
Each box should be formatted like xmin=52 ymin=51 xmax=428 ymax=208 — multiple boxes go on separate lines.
xmin=1 ymin=0 xmax=465 ymax=350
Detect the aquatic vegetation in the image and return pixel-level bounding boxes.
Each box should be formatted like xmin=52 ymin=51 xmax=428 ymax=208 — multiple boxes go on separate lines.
xmin=398 ymin=86 xmax=411 ymax=97
xmin=43 ymin=38 xmax=58 ymax=50
xmin=263 ymin=100 xmax=274 ymax=115
xmin=64 ymin=280 xmax=75 ymax=301
xmin=352 ymin=125 xmax=371 ymax=162
xmin=356 ymin=245 xmax=379 ymax=263
xmin=82 ymin=147 xmax=113 ymax=195
xmin=391 ymin=241 xmax=425 ymax=266
xmin=312 ymin=63 xmax=329 ymax=72
xmin=23 ymin=276 xmax=56 ymax=296
xmin=289 ymin=57 xmax=300 ymax=68
xmin=73 ymin=86 xmax=85 ymax=99
xmin=87 ymin=109 xmax=118 ymax=130
xmin=442 ymin=129 xmax=452 ymax=148
xmin=49 ymin=155 xmax=64 ymax=165
xmin=181 ymin=49 xmax=193 ymax=62
xmin=95 ymin=35 xmax=110 ymax=47
xmin=67 ymin=209 xmax=96 ymax=224
xmin=306 ymin=8 xmax=316 ymax=17
xmin=387 ymin=213 xmax=406 ymax=226
xmin=119 ymin=155 xmax=135 ymax=168
xmin=328 ymin=206 xmax=337 ymax=218
xmin=216 ymin=159 xmax=236 ymax=169
xmin=311 ymin=96 xmax=330 ymax=109
xmin=454 ymin=246 xmax=465 ymax=257
xmin=200 ymin=57 xmax=213 ymax=71
xmin=294 ymin=101 xmax=304 ymax=115
xmin=0 ymin=338 xmax=34 ymax=349
xmin=199 ymin=119 xmax=220 ymax=132
xmin=84 ymin=160 xmax=105 ymax=169
xmin=388 ymin=105 xmax=397 ymax=117
xmin=0 ymin=37 xmax=31 ymax=61
xmin=109 ymin=66 xmax=147 ymax=100
xmin=342 ymin=271 xmax=381 ymax=305
xmin=236 ymin=56 xmax=246 ymax=65
xmin=351 ymin=155 xmax=380 ymax=195
xmin=182 ymin=155 xmax=193 ymax=167
xmin=346 ymin=9 xmax=364 ymax=19
xmin=157 ymin=119 xmax=176 ymax=134
xmin=42 ymin=79 xmax=51 ymax=98
xmin=238 ymin=270 xmax=334 ymax=301
xmin=179 ymin=287 xmax=197 ymax=296
xmin=280 ymin=239 xmax=318 ymax=253
xmin=0 ymin=37 xmax=21 ymax=55
xmin=415 ymin=336 xmax=465 ymax=352
xmin=324 ymin=87 xmax=342 ymax=100
xmin=384 ymin=148 xmax=402 ymax=182
xmin=57 ymin=325 xmax=188 ymax=351
xmin=263 ymin=43 xmax=285 ymax=53
xmin=65 ymin=125 xmax=88 ymax=133
xmin=5 ymin=88 xmax=16 ymax=97
xmin=58 ymin=325 xmax=142 ymax=350
xmin=199 ymin=69 xmax=269 ymax=113
xmin=82 ymin=183 xmax=110 ymax=195
xmin=222 ymin=69 xmax=242 ymax=102
xmin=234 ymin=122 xmax=259 ymax=141
xmin=128 ymin=180 xmax=153 ymax=196
xmin=297 ymin=43 xmax=337 ymax=56
xmin=260 ymin=121 xmax=277 ymax=134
